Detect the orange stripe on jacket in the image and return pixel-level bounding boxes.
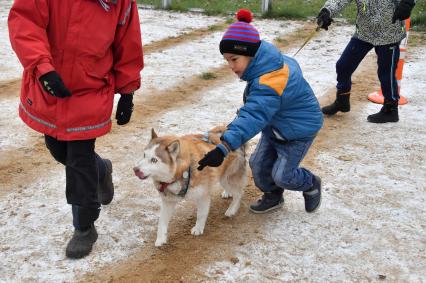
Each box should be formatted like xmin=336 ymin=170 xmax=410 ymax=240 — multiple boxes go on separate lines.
xmin=259 ymin=64 xmax=290 ymax=96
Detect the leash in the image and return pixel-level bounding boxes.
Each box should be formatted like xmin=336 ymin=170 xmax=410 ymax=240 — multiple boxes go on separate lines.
xmin=293 ymin=26 xmax=321 ymax=57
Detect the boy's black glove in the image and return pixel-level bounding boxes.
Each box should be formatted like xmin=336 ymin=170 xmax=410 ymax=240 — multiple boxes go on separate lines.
xmin=317 ymin=8 xmax=333 ymax=30
xmin=392 ymin=0 xmax=415 ymax=23
xmin=116 ymin=93 xmax=134 ymax=125
xmin=39 ymin=71 xmax=72 ymax=98
xmin=197 ymin=147 xmax=225 ymax=171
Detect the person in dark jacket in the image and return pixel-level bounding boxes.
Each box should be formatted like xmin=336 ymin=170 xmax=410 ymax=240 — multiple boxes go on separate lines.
xmin=317 ymin=0 xmax=416 ymax=123
xmin=8 ymin=0 xmax=144 ymax=258
xmin=197 ymin=10 xmax=323 ymax=214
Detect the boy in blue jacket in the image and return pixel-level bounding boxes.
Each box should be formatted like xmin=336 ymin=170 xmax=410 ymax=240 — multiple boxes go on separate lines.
xmin=198 ymin=10 xmax=324 ymax=213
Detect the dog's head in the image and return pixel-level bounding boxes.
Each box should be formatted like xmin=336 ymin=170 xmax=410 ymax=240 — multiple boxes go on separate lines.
xmin=133 ymin=129 xmax=181 ymax=183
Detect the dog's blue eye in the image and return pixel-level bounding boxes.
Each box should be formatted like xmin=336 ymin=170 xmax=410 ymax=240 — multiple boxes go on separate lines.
xmin=151 ymin=158 xmax=157 ymax=163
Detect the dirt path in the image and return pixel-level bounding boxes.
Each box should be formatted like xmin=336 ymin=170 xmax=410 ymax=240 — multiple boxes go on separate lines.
xmin=79 ymin=25 xmax=380 ymax=282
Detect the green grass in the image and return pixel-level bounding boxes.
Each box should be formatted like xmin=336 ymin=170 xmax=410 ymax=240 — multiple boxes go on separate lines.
xmin=199 ymin=72 xmax=218 ymax=80
xmin=137 ymin=0 xmax=426 ymax=31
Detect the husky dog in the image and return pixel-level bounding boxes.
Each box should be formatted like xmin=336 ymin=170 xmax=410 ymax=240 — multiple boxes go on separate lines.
xmin=133 ymin=126 xmax=247 ymax=247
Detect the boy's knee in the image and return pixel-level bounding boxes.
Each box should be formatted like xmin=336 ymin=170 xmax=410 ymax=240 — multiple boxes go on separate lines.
xmin=272 ymin=170 xmax=298 ymax=190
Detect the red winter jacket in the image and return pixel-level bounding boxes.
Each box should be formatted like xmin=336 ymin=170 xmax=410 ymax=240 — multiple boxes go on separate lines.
xmin=8 ymin=0 xmax=144 ymax=140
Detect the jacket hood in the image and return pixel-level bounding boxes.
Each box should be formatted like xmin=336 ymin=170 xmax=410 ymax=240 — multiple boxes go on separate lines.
xmin=241 ymin=40 xmax=283 ymax=81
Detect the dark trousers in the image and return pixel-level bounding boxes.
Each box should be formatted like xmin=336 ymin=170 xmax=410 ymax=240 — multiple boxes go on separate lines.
xmin=249 ymin=130 xmax=315 ymax=193
xmin=45 ymin=135 xmax=107 ymax=230
xmin=336 ymin=37 xmax=400 ymax=102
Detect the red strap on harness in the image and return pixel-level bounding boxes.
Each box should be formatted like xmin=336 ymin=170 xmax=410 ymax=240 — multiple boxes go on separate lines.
xmin=159 ymin=182 xmax=171 ymax=193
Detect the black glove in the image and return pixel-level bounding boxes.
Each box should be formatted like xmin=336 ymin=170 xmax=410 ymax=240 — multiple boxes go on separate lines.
xmin=39 ymin=71 xmax=72 ymax=98
xmin=392 ymin=0 xmax=415 ymax=23
xmin=116 ymin=93 xmax=134 ymax=125
xmin=197 ymin=147 xmax=225 ymax=171
xmin=317 ymin=8 xmax=333 ymax=30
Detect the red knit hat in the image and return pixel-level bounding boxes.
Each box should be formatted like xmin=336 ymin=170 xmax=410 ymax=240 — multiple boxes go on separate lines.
xmin=219 ymin=9 xmax=261 ymax=57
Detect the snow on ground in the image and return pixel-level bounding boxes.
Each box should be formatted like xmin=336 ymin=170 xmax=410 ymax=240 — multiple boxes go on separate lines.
xmin=0 ymin=0 xmax=22 ymax=81
xmin=139 ymin=8 xmax=223 ymax=45
xmin=142 ymin=19 xmax=302 ymax=91
xmin=295 ymin=24 xmax=354 ymax=97
xmin=0 ymin=98 xmax=31 ymax=148
xmin=1 ymin=4 xmax=425 ymax=282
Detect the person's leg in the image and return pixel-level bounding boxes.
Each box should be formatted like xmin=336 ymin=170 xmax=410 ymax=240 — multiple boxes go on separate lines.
xmin=65 ymin=138 xmax=100 ymax=259
xmin=322 ymin=37 xmax=373 ymax=115
xmin=44 ymin=135 xmax=67 ymax=165
xmin=368 ymin=43 xmax=400 ymax=123
xmin=272 ymin=139 xmax=322 ymax=212
xmin=272 ymin=140 xmax=314 ymax=192
xmin=249 ymin=134 xmax=282 ymax=194
xmin=249 ymin=133 xmax=284 ymax=213
xmin=96 ymin=154 xmax=114 ymax=205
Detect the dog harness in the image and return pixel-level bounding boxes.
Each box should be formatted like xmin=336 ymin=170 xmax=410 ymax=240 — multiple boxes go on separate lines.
xmin=159 ymin=167 xmax=192 ymax=197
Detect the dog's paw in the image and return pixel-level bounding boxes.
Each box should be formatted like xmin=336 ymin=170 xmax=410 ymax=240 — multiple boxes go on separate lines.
xmin=221 ymin=191 xmax=232 ymax=199
xmin=155 ymin=237 xmax=167 ymax=247
xmin=191 ymin=226 xmax=204 ymax=236
xmin=225 ymin=207 xmax=237 ymax=217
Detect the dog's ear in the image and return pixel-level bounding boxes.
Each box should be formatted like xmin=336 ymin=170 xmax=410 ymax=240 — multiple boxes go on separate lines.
xmin=167 ymin=140 xmax=180 ymax=159
xmin=151 ymin=128 xmax=158 ymax=140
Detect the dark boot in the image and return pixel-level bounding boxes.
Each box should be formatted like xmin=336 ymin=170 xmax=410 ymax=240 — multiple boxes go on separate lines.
xmin=249 ymin=189 xmax=284 ymax=214
xmin=98 ymin=159 xmax=114 ymax=205
xmin=66 ymin=224 xmax=98 ymax=259
xmin=303 ymin=175 xmax=322 ymax=213
xmin=367 ymin=100 xmax=399 ymax=123
xmin=322 ymin=90 xmax=350 ymax=115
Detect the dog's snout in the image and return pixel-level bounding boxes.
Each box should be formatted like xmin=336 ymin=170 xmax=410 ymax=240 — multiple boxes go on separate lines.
xmin=133 ymin=166 xmax=140 ymax=173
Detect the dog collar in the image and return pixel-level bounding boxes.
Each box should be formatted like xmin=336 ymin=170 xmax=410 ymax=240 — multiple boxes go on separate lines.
xmin=159 ymin=167 xmax=191 ymax=197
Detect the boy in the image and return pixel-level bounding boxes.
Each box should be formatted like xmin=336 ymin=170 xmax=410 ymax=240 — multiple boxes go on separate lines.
xmin=317 ymin=0 xmax=416 ymax=123
xmin=8 ymin=0 xmax=143 ymax=258
xmin=197 ymin=10 xmax=323 ymax=214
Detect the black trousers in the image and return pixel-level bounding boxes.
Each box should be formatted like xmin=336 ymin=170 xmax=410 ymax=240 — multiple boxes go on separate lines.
xmin=45 ymin=135 xmax=106 ymax=230
xmin=336 ymin=37 xmax=400 ymax=102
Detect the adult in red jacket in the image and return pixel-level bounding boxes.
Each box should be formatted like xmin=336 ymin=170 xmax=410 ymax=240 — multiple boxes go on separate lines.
xmin=8 ymin=0 xmax=144 ymax=258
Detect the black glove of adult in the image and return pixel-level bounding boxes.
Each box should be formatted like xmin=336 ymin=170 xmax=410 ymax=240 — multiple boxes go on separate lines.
xmin=197 ymin=147 xmax=225 ymax=171
xmin=116 ymin=93 xmax=134 ymax=125
xmin=392 ymin=0 xmax=415 ymax=23
xmin=317 ymin=8 xmax=333 ymax=30
xmin=39 ymin=71 xmax=72 ymax=98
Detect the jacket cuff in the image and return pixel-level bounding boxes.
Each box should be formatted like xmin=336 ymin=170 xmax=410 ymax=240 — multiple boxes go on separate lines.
xmin=35 ymin=61 xmax=55 ymax=79
xmin=115 ymin=80 xmax=140 ymax=94
xmin=217 ymin=143 xmax=230 ymax=157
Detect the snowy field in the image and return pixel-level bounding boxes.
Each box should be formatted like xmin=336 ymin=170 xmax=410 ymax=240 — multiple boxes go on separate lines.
xmin=1 ymin=3 xmax=425 ymax=283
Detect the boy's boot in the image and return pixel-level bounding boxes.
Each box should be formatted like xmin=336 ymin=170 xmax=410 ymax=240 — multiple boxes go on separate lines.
xmin=367 ymin=99 xmax=399 ymax=123
xmin=66 ymin=224 xmax=98 ymax=259
xmin=322 ymin=90 xmax=350 ymax=115
xmin=98 ymin=159 xmax=114 ymax=205
xmin=249 ymin=189 xmax=284 ymax=214
xmin=303 ymin=175 xmax=322 ymax=213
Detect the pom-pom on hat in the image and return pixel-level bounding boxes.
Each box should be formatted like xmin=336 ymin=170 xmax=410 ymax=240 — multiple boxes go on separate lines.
xmin=219 ymin=9 xmax=261 ymax=57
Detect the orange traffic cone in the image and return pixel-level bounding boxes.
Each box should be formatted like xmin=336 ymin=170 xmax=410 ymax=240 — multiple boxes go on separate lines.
xmin=367 ymin=18 xmax=410 ymax=105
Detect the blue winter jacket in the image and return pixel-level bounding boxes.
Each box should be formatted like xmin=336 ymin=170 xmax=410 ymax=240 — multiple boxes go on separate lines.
xmin=221 ymin=40 xmax=323 ymax=152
